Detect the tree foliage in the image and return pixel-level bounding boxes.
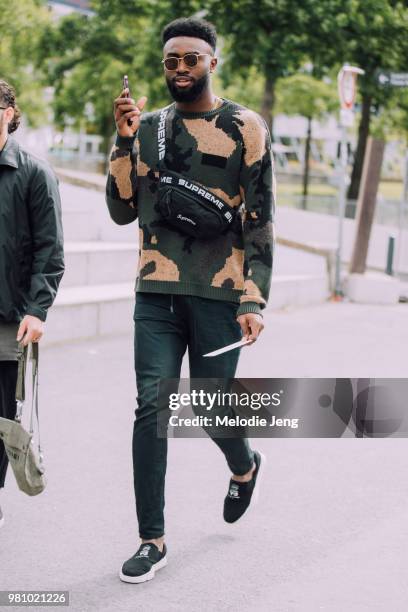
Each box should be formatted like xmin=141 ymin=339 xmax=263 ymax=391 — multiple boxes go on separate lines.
xmin=0 ymin=0 xmax=51 ymax=127
xmin=311 ymin=0 xmax=408 ymax=198
xmin=39 ymin=0 xmax=205 ymax=158
xmin=206 ymin=0 xmax=311 ymax=132
xmin=11 ymin=0 xmax=408 ymax=180
xmin=275 ymin=73 xmax=338 ymax=202
xmin=275 ymin=74 xmax=338 ymax=120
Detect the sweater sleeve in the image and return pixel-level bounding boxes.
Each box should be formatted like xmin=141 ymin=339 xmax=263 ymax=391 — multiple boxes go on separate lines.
xmin=105 ymin=133 xmax=139 ymax=225
xmin=237 ymin=113 xmax=276 ymax=318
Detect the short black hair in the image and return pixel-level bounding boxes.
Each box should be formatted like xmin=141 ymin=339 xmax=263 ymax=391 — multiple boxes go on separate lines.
xmin=162 ymin=17 xmax=217 ymax=53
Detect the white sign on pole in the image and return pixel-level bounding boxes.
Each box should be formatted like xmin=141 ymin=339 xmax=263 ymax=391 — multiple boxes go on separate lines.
xmin=338 ymin=65 xmax=365 ymax=113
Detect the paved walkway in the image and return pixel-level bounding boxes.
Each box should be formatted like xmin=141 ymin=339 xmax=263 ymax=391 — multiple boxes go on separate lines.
xmin=1 ymin=301 xmax=407 ymax=611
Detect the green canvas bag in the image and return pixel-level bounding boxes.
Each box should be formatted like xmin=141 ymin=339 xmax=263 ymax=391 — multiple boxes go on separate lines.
xmin=0 ymin=343 xmax=46 ymax=496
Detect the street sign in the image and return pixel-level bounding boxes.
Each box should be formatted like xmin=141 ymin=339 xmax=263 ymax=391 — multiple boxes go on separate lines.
xmin=338 ymin=70 xmax=356 ymax=109
xmin=377 ymin=71 xmax=408 ymax=88
xmin=338 ymin=65 xmax=365 ymax=110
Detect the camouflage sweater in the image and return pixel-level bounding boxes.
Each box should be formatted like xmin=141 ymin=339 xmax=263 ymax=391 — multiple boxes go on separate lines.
xmin=105 ymin=98 xmax=275 ymax=316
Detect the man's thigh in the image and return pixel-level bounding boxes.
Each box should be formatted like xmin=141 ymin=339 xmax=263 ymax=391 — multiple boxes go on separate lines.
xmin=134 ymin=293 xmax=187 ymax=403
xmin=187 ymin=296 xmax=242 ymax=378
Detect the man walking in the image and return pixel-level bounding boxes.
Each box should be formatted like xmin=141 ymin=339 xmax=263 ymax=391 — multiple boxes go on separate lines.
xmin=0 ymin=80 xmax=64 ymax=526
xmin=106 ymin=17 xmax=275 ymax=583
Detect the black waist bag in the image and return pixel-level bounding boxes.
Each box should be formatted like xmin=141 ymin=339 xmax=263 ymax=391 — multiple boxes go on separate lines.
xmin=158 ymin=170 xmax=236 ymax=240
xmin=156 ymin=104 xmax=237 ymax=240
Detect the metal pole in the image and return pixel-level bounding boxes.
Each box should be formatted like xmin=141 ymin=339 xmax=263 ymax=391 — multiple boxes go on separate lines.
xmin=386 ymin=236 xmax=395 ymax=275
xmin=396 ymin=149 xmax=408 ymax=277
xmin=334 ymin=64 xmax=364 ymax=296
xmin=335 ymin=123 xmax=347 ymax=296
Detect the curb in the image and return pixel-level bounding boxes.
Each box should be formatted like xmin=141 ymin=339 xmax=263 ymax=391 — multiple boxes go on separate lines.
xmin=55 ymin=168 xmax=106 ymax=193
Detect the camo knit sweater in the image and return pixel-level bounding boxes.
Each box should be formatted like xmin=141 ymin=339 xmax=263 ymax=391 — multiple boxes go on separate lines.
xmin=105 ymin=98 xmax=275 ymax=316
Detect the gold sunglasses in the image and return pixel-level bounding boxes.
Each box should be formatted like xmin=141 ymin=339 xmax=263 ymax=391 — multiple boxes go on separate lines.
xmin=162 ymin=53 xmax=214 ymax=71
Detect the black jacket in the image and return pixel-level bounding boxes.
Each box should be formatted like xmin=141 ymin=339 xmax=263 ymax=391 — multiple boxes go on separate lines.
xmin=0 ymin=137 xmax=64 ymax=323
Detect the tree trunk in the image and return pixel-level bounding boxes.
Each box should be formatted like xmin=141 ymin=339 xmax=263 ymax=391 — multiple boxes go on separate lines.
xmin=302 ymin=116 xmax=312 ymax=210
xmin=261 ymin=73 xmax=275 ymax=140
xmin=349 ymin=138 xmax=385 ymax=274
xmin=347 ymin=93 xmax=372 ymax=201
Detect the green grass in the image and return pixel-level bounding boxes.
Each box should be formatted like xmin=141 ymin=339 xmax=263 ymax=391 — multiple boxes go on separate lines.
xmin=277 ymin=182 xmax=337 ymax=197
xmin=378 ymin=181 xmax=403 ymax=200
xmin=277 ymin=180 xmax=403 ymax=200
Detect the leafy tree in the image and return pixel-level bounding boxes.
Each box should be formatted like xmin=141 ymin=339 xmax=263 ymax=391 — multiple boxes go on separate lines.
xmin=39 ymin=0 xmax=408 ymax=192
xmin=309 ymin=0 xmax=408 ymax=200
xmin=39 ymin=0 xmax=204 ymax=168
xmin=206 ymin=0 xmax=311 ymax=137
xmin=0 ymin=0 xmax=51 ymax=127
xmin=275 ymin=73 xmax=338 ymax=206
xmin=208 ymin=0 xmax=408 ymax=200
xmin=370 ymin=88 xmax=408 ymax=144
xmin=40 ymin=10 xmax=160 ymax=169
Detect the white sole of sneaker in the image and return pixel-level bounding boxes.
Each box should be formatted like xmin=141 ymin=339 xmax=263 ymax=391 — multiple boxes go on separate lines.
xmin=119 ymin=555 xmax=167 ymax=584
xmin=0 ymin=516 xmax=4 ymax=529
xmin=250 ymin=451 xmax=267 ymax=511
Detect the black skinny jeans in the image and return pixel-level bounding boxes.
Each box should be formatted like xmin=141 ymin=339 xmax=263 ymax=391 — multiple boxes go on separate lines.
xmin=0 ymin=361 xmax=18 ymax=488
xmin=132 ymin=292 xmax=254 ymax=539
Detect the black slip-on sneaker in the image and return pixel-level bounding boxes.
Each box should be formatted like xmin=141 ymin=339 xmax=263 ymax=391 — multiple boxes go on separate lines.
xmin=120 ymin=542 xmax=167 ymax=584
xmin=223 ymin=450 xmax=266 ymax=523
xmin=0 ymin=505 xmax=4 ymax=529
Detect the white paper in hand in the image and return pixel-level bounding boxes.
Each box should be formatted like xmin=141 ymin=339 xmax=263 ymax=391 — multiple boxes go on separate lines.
xmin=203 ymin=338 xmax=251 ymax=357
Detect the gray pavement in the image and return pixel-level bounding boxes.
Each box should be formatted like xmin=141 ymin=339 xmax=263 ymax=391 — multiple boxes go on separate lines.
xmin=1 ymin=300 xmax=408 ymax=612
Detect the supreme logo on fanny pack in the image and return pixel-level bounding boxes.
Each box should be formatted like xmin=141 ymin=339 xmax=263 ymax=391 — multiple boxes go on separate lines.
xmin=177 ymin=214 xmax=196 ymax=225
xmin=159 ymin=174 xmax=234 ymax=223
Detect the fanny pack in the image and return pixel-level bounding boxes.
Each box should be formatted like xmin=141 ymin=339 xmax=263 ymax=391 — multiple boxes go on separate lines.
xmin=156 ymin=105 xmax=237 ymax=240
xmin=0 ymin=343 xmax=46 ymax=496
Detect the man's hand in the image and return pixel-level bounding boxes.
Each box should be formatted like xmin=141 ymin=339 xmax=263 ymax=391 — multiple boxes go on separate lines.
xmin=237 ymin=313 xmax=264 ymax=345
xmin=16 ymin=315 xmax=44 ymax=346
xmin=114 ymin=88 xmax=148 ymax=137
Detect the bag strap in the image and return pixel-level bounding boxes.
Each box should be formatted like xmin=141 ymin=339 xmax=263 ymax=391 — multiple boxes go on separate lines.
xmin=29 ymin=343 xmax=40 ymax=433
xmin=159 ymin=169 xmax=235 ymax=225
xmin=157 ymin=103 xmax=175 ymax=172
xmin=15 ymin=343 xmax=27 ymax=408
xmin=156 ymin=103 xmax=237 ymax=228
xmin=14 ymin=342 xmax=43 ymax=467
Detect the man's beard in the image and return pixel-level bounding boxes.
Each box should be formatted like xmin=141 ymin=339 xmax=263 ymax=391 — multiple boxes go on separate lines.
xmin=166 ymin=73 xmax=209 ymax=103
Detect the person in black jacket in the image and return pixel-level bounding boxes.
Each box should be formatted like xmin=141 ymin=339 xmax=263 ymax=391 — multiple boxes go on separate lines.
xmin=0 ymin=80 xmax=64 ymax=528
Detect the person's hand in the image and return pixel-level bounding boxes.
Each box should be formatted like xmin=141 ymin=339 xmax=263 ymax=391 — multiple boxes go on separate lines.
xmin=114 ymin=88 xmax=148 ymax=137
xmin=237 ymin=313 xmax=264 ymax=346
xmin=16 ymin=315 xmax=44 ymax=347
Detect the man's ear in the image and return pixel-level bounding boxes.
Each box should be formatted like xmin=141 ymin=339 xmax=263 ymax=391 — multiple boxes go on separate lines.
xmin=4 ymin=107 xmax=15 ymax=125
xmin=210 ymin=56 xmax=218 ymax=73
